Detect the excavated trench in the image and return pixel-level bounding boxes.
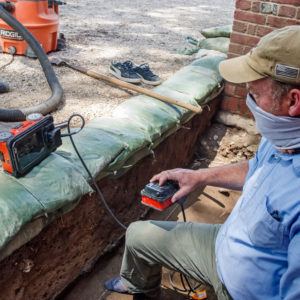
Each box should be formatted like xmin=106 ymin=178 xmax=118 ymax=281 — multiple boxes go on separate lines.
xmin=0 ymin=99 xmax=219 ymax=299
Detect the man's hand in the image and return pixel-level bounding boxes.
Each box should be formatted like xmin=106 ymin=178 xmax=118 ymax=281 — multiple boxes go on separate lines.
xmin=150 ymin=161 xmax=250 ymax=203
xmin=150 ymin=168 xmax=201 ymax=203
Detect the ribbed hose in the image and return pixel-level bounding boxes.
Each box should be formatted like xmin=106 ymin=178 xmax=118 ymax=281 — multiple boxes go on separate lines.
xmin=0 ymin=4 xmax=63 ymax=122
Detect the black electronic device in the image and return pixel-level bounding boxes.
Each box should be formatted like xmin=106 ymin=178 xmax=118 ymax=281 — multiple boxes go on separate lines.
xmin=141 ymin=180 xmax=183 ymax=211
xmin=0 ymin=114 xmax=61 ymax=177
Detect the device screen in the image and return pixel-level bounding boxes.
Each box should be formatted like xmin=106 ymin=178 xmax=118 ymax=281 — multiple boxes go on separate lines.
xmin=12 ymin=130 xmax=46 ymax=172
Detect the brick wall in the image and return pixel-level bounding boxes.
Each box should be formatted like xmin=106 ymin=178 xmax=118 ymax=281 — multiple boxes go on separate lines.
xmin=222 ymin=0 xmax=300 ymax=116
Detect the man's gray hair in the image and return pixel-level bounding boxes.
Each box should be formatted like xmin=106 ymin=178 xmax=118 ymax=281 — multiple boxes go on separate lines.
xmin=271 ymin=80 xmax=298 ymax=101
xmin=271 ymin=80 xmax=299 ymax=111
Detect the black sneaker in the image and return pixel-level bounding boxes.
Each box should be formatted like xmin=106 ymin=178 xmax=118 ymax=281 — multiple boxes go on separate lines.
xmin=110 ymin=60 xmax=141 ymax=83
xmin=0 ymin=82 xmax=9 ymax=94
xmin=133 ymin=63 xmax=161 ymax=85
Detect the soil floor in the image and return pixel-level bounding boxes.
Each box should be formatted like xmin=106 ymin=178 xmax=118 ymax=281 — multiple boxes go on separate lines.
xmin=59 ymin=122 xmax=261 ymax=300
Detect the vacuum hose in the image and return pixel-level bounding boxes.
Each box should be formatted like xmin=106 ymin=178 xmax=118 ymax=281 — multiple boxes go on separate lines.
xmin=0 ymin=3 xmax=64 ymax=122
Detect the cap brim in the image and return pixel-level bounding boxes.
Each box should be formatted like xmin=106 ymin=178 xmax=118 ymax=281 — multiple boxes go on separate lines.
xmin=219 ymin=55 xmax=265 ymax=84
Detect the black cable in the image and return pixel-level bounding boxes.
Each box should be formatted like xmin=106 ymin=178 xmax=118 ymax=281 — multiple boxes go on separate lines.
xmin=179 ymin=202 xmax=186 ymax=222
xmin=62 ymin=114 xmax=127 ymax=230
xmin=168 ymin=271 xmax=188 ymax=293
xmin=62 ymin=114 xmax=200 ymax=294
xmin=167 ymin=199 xmax=203 ymax=297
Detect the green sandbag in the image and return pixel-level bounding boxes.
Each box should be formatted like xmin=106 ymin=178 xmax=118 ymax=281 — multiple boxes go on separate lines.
xmin=86 ymin=117 xmax=152 ymax=174
xmin=113 ymin=95 xmax=180 ymax=142
xmin=0 ymin=55 xmax=226 ymax=253
xmin=151 ymin=85 xmax=200 ymax=123
xmin=201 ymin=25 xmax=232 ymax=38
xmin=198 ymin=37 xmax=230 ymax=54
xmin=0 ymin=173 xmax=42 ymax=248
xmin=190 ymin=56 xmax=226 ymax=73
xmin=162 ymin=65 xmax=222 ymax=103
xmin=57 ymin=127 xmax=127 ymax=180
xmin=0 ymin=153 xmax=92 ymax=249
xmin=16 ymin=153 xmax=92 ymax=212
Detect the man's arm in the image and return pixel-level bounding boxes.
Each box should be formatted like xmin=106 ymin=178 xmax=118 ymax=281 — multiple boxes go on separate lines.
xmin=150 ymin=160 xmax=249 ymax=202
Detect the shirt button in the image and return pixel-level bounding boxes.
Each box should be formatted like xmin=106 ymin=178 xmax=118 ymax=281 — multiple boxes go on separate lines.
xmin=274 ymin=155 xmax=279 ymax=159
xmin=254 ymin=183 xmax=259 ymax=187
xmin=222 ymin=231 xmax=225 ymax=236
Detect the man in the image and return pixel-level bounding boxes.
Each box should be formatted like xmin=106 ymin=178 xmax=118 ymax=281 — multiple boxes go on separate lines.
xmin=105 ymin=26 xmax=300 ymax=299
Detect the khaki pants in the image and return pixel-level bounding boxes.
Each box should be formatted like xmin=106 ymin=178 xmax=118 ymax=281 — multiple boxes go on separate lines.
xmin=120 ymin=220 xmax=232 ymax=299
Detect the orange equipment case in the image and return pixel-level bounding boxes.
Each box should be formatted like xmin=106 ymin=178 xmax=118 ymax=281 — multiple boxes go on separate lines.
xmin=0 ymin=0 xmax=59 ymax=55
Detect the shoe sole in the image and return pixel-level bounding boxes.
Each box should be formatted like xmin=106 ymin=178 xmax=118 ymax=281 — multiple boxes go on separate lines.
xmin=109 ymin=67 xmax=141 ymax=84
xmin=140 ymin=78 xmax=162 ymax=85
xmin=135 ymin=74 xmax=161 ymax=86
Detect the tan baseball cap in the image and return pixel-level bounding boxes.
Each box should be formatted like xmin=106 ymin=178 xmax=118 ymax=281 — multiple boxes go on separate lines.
xmin=219 ymin=26 xmax=300 ymax=85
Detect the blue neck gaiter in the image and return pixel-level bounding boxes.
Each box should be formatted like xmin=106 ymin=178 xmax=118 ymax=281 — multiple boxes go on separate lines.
xmin=246 ymin=93 xmax=300 ymax=150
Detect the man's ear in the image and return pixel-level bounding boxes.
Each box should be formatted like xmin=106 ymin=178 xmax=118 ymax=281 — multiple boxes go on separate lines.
xmin=288 ymin=89 xmax=300 ymax=117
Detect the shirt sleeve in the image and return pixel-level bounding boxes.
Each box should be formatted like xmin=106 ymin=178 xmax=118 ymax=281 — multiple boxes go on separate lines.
xmin=280 ymin=222 xmax=300 ymax=299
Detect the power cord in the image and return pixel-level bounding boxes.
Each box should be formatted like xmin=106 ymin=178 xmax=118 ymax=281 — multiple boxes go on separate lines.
xmin=60 ymin=114 xmax=127 ymax=230
xmin=167 ymin=199 xmax=203 ymax=298
xmin=60 ymin=114 xmax=202 ymax=297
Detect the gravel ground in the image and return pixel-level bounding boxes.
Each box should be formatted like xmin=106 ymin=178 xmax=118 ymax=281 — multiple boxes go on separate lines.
xmin=0 ymin=0 xmax=235 ymax=124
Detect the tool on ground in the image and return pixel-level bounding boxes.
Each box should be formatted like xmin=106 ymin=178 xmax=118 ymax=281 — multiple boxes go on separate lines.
xmin=0 ymin=113 xmax=61 ymax=177
xmin=141 ymin=180 xmax=187 ymax=211
xmin=0 ymin=0 xmax=64 ymax=56
xmin=49 ymin=56 xmax=203 ymax=114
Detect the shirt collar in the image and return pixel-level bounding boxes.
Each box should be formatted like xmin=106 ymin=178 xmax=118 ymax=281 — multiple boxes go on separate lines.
xmin=269 ymin=148 xmax=300 ymax=175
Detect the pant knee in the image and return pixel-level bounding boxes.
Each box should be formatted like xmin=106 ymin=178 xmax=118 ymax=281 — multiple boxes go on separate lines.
xmin=126 ymin=220 xmax=150 ymax=249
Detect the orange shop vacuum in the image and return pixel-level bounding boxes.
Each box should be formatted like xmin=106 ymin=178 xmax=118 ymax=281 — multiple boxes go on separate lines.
xmin=0 ymin=0 xmax=63 ymax=57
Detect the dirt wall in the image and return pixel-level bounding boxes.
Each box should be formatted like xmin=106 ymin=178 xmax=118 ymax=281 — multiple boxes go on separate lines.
xmin=0 ymin=98 xmax=219 ymax=300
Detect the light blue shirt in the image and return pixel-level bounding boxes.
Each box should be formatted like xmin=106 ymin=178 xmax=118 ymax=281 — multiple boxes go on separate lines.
xmin=216 ymin=138 xmax=300 ymax=299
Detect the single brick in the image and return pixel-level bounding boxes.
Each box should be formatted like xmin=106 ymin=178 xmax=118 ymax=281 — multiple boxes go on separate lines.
xmin=230 ymin=32 xmax=260 ymax=47
xmin=252 ymin=1 xmax=260 ymax=13
xmin=236 ymin=0 xmax=251 ymax=10
xmin=227 ymin=53 xmax=240 ymax=59
xmin=256 ymin=25 xmax=274 ymax=37
xmin=229 ymin=43 xmax=245 ymax=55
xmin=228 ymin=43 xmax=252 ymax=55
xmin=225 ymin=83 xmax=248 ymax=99
xmin=225 ymin=83 xmax=236 ymax=96
xmin=239 ymin=101 xmax=252 ymax=117
xmin=233 ymin=20 xmax=248 ymax=33
xmin=235 ymin=85 xmax=248 ymax=98
xmin=234 ymin=10 xmax=266 ymax=24
xmin=260 ymin=2 xmax=278 ymax=15
xmin=272 ymin=0 xmax=300 ymax=5
xmin=221 ymin=95 xmax=240 ymax=113
xmin=278 ymin=5 xmax=296 ymax=18
xmin=247 ymin=23 xmax=257 ymax=35
xmin=267 ymin=15 xmax=299 ymax=27
xmin=273 ymin=4 xmax=278 ymax=15
xmin=297 ymin=8 xmax=300 ymax=20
